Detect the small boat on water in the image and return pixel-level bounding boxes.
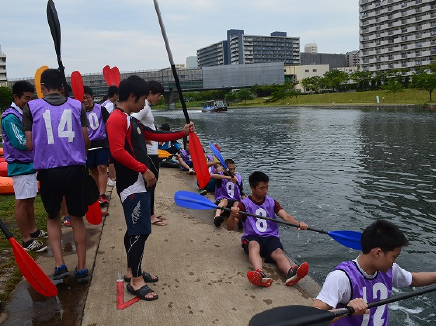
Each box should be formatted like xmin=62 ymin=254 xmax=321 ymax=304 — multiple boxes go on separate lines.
xmin=202 ymin=100 xmax=227 ymax=113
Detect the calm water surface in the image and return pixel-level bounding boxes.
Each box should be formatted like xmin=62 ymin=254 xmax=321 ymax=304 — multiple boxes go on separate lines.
xmin=154 ymin=106 xmax=436 ymax=325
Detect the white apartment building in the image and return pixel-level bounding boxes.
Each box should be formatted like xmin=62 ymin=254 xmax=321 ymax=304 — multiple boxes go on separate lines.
xmin=359 ymin=0 xmax=436 ymax=74
xmin=0 ymin=45 xmax=7 ymax=86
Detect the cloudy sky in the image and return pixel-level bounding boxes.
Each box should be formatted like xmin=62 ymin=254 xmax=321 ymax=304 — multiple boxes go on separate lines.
xmin=1 ymin=0 xmax=359 ymax=79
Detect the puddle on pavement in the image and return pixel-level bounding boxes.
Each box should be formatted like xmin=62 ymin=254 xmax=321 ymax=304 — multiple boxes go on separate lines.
xmin=0 ymin=229 xmax=98 ymax=326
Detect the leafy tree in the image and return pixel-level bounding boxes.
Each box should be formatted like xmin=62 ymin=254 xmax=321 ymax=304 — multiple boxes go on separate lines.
xmin=301 ymin=76 xmax=322 ymax=93
xmin=322 ymin=69 xmax=349 ymax=92
xmin=289 ymin=88 xmax=301 ymax=102
xmin=411 ymin=62 xmax=436 ymax=101
xmin=236 ymin=89 xmax=252 ymax=104
xmin=0 ymin=86 xmax=13 ymax=111
xmin=383 ymin=79 xmax=404 ymax=102
xmin=350 ymin=69 xmax=372 ymax=91
xmin=225 ymin=92 xmax=237 ymax=103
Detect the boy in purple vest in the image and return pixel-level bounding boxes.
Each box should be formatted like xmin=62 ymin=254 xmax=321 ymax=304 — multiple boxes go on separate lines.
xmin=22 ymin=69 xmax=91 ymax=283
xmin=313 ymin=219 xmax=436 ymax=326
xmin=211 ymin=159 xmax=245 ymax=227
xmin=1 ymin=81 xmax=47 ymax=252
xmin=83 ymin=86 xmax=110 ymax=208
xmin=228 ymin=171 xmax=309 ymax=287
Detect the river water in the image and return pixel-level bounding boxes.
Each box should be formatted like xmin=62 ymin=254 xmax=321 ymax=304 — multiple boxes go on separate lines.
xmin=153 ymin=106 xmax=436 ymax=325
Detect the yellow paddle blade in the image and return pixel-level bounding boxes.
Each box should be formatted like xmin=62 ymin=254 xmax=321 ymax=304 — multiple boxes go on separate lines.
xmin=158 ymin=149 xmax=172 ymax=159
xmin=35 ymin=66 xmax=49 ymax=98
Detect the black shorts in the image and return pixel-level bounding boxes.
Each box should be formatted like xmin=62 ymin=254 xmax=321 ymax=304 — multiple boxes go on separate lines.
xmin=215 ymin=198 xmax=237 ymax=208
xmin=87 ymin=147 xmax=110 ymax=169
xmin=38 ymin=165 xmax=88 ymax=219
xmin=242 ymin=236 xmax=283 ymax=262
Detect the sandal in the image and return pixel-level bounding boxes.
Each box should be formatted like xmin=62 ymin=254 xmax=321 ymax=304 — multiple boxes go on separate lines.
xmin=126 ymin=284 xmax=158 ymax=301
xmin=214 ymin=215 xmax=224 ymax=227
xmin=156 ymin=215 xmax=168 ymax=221
xmin=123 ymin=271 xmax=159 ymax=283
xmin=151 ymin=218 xmax=167 ymax=226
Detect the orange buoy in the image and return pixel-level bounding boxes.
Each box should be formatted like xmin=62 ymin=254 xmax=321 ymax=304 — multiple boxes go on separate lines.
xmin=0 ymin=176 xmax=14 ymax=195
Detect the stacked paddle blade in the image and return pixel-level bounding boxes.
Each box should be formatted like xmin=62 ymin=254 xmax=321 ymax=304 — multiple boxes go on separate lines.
xmin=103 ymin=65 xmax=121 ymax=87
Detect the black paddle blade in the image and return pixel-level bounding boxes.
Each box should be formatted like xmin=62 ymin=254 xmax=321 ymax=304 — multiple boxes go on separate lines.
xmin=249 ymin=305 xmax=335 ymax=326
xmin=47 ymin=0 xmax=61 ymax=56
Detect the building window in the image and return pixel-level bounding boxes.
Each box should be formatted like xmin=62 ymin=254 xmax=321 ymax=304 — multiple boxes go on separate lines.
xmin=313 ymin=69 xmax=317 ymax=72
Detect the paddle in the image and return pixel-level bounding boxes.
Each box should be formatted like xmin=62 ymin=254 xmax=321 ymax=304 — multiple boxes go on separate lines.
xmin=174 ymin=191 xmax=362 ymax=250
xmin=249 ymin=284 xmax=436 ymax=326
xmin=102 ymin=65 xmax=113 ymax=86
xmin=111 ymin=66 xmax=121 ymax=87
xmin=209 ymin=142 xmax=228 ymax=169
xmin=71 ymin=71 xmax=84 ymax=102
xmin=46 ymin=0 xmax=69 ymax=97
xmin=152 ymin=0 xmax=210 ymax=189
xmin=158 ymin=149 xmax=173 ymax=159
xmin=34 ymin=66 xmax=49 ymax=98
xmin=0 ymin=218 xmax=58 ymax=297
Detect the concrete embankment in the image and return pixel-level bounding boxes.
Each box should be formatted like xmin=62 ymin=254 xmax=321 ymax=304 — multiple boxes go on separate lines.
xmin=82 ymin=167 xmax=320 ymax=325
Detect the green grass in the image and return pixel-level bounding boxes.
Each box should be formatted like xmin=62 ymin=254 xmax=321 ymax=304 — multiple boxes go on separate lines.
xmin=0 ymin=194 xmax=47 ymax=307
xmin=170 ymin=89 xmax=434 ymax=109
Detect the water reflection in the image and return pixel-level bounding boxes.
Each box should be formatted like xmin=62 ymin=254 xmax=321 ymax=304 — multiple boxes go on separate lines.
xmin=154 ymin=106 xmax=436 ymax=325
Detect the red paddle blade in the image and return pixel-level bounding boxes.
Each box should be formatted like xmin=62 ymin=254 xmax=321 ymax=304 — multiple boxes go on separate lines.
xmin=86 ymin=200 xmax=102 ymax=225
xmin=102 ymin=65 xmax=113 ymax=86
xmin=111 ymin=66 xmax=121 ymax=87
xmin=71 ymin=71 xmax=84 ymax=102
xmin=189 ymin=131 xmax=210 ymax=189
xmin=9 ymin=237 xmax=58 ymax=297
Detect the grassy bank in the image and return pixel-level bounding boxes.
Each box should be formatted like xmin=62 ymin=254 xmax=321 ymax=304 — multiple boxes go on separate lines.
xmin=174 ymin=89 xmax=434 ymax=109
xmin=0 ymin=194 xmax=47 ymax=307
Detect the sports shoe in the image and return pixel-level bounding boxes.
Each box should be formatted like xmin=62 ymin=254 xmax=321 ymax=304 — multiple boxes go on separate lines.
xmin=214 ymin=215 xmax=224 ymax=227
xmin=63 ymin=216 xmax=71 ymax=227
xmin=199 ymin=189 xmax=207 ymax=196
xmin=107 ymin=178 xmax=116 ymax=187
xmin=99 ymin=194 xmax=109 ymax=205
xmin=286 ymin=262 xmax=309 ymax=286
xmin=247 ymin=269 xmax=273 ymax=287
xmin=22 ymin=239 xmax=47 ymax=253
xmin=30 ymin=229 xmax=48 ymax=239
xmin=75 ymin=267 xmax=90 ymax=284
xmin=188 ymin=168 xmax=196 ymax=175
xmin=53 ymin=264 xmax=70 ymax=280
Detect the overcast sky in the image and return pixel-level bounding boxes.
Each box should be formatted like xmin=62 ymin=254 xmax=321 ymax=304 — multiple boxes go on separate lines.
xmin=1 ymin=0 xmax=359 ymax=79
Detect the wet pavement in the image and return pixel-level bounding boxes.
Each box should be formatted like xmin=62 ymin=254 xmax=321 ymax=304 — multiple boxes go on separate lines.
xmin=0 ymin=197 xmax=110 ymax=326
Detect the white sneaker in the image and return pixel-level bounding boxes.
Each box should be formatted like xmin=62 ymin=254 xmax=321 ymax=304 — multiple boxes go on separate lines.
xmin=107 ymin=178 xmax=116 ymax=187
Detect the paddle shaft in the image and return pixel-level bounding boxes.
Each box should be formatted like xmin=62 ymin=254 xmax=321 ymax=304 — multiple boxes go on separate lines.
xmin=0 ymin=218 xmax=13 ymax=239
xmin=47 ymin=0 xmax=69 ymax=97
xmin=215 ymin=204 xmax=327 ymax=234
xmin=152 ymin=0 xmax=190 ymax=124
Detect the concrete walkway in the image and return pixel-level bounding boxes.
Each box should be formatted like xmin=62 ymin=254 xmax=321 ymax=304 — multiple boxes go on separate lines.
xmin=81 ymin=168 xmax=320 ymax=326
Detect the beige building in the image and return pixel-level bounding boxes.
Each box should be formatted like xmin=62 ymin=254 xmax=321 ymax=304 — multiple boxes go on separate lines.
xmin=0 ymin=45 xmax=7 ymax=86
xmin=285 ymin=64 xmax=330 ymax=91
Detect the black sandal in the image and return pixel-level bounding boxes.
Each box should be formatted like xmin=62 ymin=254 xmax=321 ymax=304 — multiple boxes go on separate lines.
xmin=126 ymin=284 xmax=158 ymax=301
xmin=123 ymin=271 xmax=159 ymax=283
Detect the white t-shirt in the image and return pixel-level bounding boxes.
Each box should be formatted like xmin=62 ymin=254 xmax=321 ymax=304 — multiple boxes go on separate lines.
xmin=131 ymin=100 xmax=158 ymax=155
xmin=315 ymin=258 xmax=412 ymax=308
xmin=101 ymin=100 xmax=115 ymax=114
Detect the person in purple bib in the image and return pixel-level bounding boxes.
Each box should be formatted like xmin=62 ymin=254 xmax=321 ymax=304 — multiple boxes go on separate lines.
xmin=83 ymin=86 xmax=110 ymax=208
xmin=313 ymin=219 xmax=436 ymax=325
xmin=22 ymin=68 xmax=91 ymax=284
xmin=227 ymin=171 xmax=309 ymax=287
xmin=211 ymin=158 xmax=245 ymax=228
xmin=1 ymin=81 xmax=47 ymax=253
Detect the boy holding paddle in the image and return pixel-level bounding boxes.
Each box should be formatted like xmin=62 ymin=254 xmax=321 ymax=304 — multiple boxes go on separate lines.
xmin=228 ymin=171 xmax=309 ymax=287
xmin=106 ymin=75 xmax=194 ymax=301
xmin=313 ymin=219 xmax=436 ymax=325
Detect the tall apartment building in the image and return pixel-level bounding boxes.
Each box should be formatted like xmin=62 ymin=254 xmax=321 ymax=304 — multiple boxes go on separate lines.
xmin=0 ymin=45 xmax=7 ymax=86
xmin=197 ymin=29 xmax=300 ymax=67
xmin=304 ymin=43 xmax=318 ymax=53
xmin=359 ymin=0 xmax=436 ymax=73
